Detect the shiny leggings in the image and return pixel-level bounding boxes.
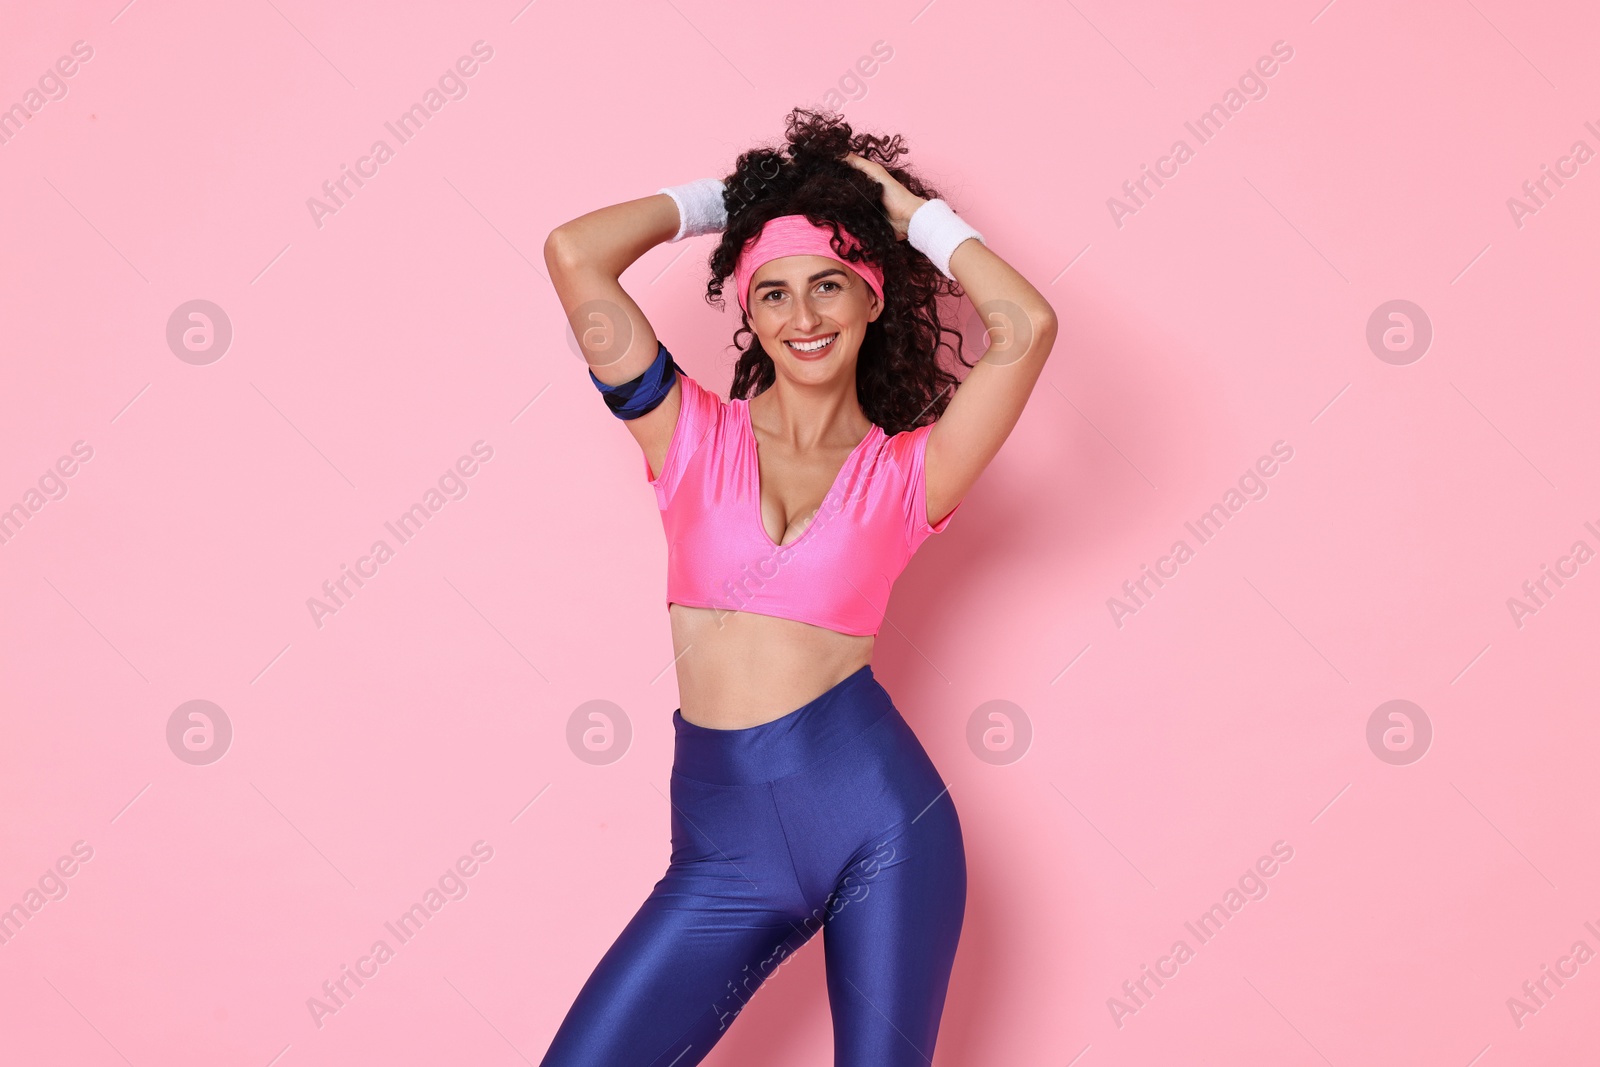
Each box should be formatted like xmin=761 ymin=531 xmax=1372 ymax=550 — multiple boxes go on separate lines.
xmin=538 ymin=664 xmax=967 ymax=1066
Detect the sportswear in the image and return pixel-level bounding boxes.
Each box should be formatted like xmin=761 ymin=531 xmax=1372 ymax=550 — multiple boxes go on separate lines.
xmin=645 ymin=352 xmax=962 ymax=635
xmin=907 ymin=197 xmax=985 ymax=279
xmin=658 ymin=178 xmax=728 ymax=242
xmin=589 ymin=341 xmax=682 ymax=420
xmin=536 ymin=663 xmax=966 ymax=1067
xmin=732 ymin=215 xmax=885 ymax=314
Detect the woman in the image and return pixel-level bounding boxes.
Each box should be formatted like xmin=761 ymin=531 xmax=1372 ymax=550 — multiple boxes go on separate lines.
xmin=540 ymin=109 xmax=1057 ymax=1066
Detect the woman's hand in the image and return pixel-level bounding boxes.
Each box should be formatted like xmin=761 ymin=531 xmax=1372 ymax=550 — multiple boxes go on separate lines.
xmin=843 ymin=152 xmax=926 ymax=241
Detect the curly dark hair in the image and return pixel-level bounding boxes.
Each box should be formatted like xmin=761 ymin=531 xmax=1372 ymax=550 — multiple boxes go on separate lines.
xmin=705 ymin=108 xmax=974 ymax=436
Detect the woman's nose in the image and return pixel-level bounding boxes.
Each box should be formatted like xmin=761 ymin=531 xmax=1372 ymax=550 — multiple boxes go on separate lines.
xmin=793 ymin=296 xmax=823 ymax=329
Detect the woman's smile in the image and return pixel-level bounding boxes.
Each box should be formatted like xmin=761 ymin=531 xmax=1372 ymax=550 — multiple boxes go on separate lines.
xmin=784 ymin=332 xmax=839 ymax=358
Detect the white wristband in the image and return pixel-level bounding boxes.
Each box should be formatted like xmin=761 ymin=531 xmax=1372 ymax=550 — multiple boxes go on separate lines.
xmin=657 ymin=178 xmax=728 ymax=242
xmin=907 ymin=198 xmax=984 ymax=279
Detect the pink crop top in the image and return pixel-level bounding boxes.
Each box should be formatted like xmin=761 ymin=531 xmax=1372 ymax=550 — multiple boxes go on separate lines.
xmin=643 ymin=368 xmax=962 ymax=636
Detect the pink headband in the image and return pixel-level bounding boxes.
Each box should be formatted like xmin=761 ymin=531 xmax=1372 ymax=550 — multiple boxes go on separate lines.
xmin=732 ymin=214 xmax=885 ymax=314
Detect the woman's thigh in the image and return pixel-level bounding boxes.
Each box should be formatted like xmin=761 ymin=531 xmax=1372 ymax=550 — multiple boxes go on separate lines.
xmin=820 ymin=787 xmax=966 ymax=1067
xmin=539 ymin=773 xmax=816 ymax=1067
xmin=770 ymin=704 xmax=968 ymax=1066
xmin=538 ymin=872 xmax=815 ymax=1067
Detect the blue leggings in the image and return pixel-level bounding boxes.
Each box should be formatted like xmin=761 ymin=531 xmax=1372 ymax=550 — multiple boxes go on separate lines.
xmin=539 ymin=664 xmax=967 ymax=1066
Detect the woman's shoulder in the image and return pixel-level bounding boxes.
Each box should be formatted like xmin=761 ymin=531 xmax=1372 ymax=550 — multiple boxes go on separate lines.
xmin=675 ymin=364 xmax=731 ymax=412
xmin=882 ymin=418 xmax=936 ymax=458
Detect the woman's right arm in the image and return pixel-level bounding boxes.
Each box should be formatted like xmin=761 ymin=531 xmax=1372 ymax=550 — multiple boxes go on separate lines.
xmin=543 ymin=194 xmax=682 ymax=480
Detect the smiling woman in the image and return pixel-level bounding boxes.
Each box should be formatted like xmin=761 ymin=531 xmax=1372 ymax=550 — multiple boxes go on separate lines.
xmin=538 ymin=106 xmax=1057 ymax=1066
xmin=752 ymin=264 xmax=870 ymax=360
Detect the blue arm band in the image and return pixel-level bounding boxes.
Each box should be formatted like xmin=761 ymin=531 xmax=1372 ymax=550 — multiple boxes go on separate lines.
xmin=589 ymin=341 xmax=682 ymax=420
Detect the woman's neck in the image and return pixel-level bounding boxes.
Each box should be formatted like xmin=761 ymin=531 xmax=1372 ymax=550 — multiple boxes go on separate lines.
xmin=749 ymin=380 xmax=873 ymax=451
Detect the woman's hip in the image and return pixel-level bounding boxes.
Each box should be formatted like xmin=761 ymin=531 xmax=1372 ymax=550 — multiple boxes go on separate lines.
xmin=671 ymin=663 xmax=896 ymax=785
xmin=669 ymin=664 xmax=956 ymax=842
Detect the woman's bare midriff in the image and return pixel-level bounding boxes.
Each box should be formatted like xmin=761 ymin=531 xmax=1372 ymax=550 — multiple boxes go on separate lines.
xmin=669 ymin=603 xmax=874 ymax=730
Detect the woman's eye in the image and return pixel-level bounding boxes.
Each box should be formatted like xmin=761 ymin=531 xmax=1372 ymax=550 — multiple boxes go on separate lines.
xmin=817 ymin=281 xmax=840 ymax=293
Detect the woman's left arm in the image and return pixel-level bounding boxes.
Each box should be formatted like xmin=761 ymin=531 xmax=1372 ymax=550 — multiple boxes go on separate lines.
xmin=845 ymin=154 xmax=1059 ymax=526
xmin=925 ymin=236 xmax=1058 ymax=524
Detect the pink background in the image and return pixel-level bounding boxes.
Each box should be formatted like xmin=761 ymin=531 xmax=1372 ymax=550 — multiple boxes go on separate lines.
xmin=3 ymin=0 xmax=1598 ymax=1063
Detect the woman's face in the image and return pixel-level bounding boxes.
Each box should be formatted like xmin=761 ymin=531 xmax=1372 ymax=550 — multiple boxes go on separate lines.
xmin=746 ymin=254 xmax=882 ymax=382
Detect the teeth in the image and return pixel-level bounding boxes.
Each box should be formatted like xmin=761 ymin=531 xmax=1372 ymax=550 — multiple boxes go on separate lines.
xmin=787 ymin=334 xmax=836 ymax=353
